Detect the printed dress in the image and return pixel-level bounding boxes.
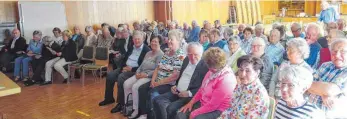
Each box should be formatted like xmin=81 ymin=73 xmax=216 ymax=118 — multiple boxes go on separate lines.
xmin=218 ymin=79 xmax=269 ymax=119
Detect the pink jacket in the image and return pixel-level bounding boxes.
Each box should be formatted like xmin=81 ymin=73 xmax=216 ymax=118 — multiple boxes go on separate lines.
xmin=190 ymin=68 xmax=237 ymax=118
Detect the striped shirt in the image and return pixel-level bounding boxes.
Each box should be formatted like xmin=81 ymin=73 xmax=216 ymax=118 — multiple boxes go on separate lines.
xmin=275 ymin=99 xmax=323 ymax=119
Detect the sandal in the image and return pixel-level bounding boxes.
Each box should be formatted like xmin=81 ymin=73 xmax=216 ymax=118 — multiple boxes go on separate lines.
xmin=13 ymin=77 xmax=20 ymax=82
xmin=22 ymin=77 xmax=29 ymax=82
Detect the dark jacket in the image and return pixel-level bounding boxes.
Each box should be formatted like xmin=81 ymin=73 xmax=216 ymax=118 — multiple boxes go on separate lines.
xmin=5 ymin=37 xmax=27 ymax=54
xmin=61 ymin=39 xmax=78 ymax=62
xmin=72 ymin=34 xmax=85 ymax=53
xmin=42 ymin=42 xmax=61 ymax=60
xmin=121 ymin=44 xmax=151 ymax=72
xmin=112 ymin=36 xmax=133 ymax=55
xmin=175 ymin=57 xmax=209 ymax=96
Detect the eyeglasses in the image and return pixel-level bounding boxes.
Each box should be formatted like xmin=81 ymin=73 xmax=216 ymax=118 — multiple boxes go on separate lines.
xmin=251 ymin=44 xmax=264 ymax=48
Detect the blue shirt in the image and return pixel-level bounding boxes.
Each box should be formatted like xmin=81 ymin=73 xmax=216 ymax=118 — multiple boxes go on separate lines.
xmin=187 ymin=26 xmax=200 ymax=43
xmin=240 ymin=38 xmax=253 ymax=54
xmin=126 ymin=44 xmax=144 ymax=68
xmin=72 ymin=34 xmax=79 ymax=41
xmin=206 ymin=40 xmax=227 ymax=52
xmin=265 ymin=42 xmax=285 ymax=64
xmin=238 ymin=33 xmax=244 ymax=40
xmin=319 ymin=7 xmax=339 ymax=24
xmin=305 ymin=42 xmax=321 ymax=69
xmin=27 ymin=39 xmax=43 ymax=55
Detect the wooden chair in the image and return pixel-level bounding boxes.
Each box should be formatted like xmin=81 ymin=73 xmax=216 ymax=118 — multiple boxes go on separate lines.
xmin=268 ymin=97 xmax=277 ymax=119
xmin=67 ymin=46 xmax=95 ymax=84
xmin=81 ymin=47 xmax=109 ymax=85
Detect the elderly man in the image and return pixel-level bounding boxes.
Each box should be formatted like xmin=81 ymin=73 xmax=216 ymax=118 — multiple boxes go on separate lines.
xmin=319 ymin=29 xmax=346 ymax=66
xmin=110 ymin=27 xmax=133 ymax=70
xmin=98 ymin=31 xmax=151 ymax=113
xmin=158 ymin=22 xmax=169 ymax=38
xmin=305 ymin=23 xmax=322 ymax=69
xmin=237 ymin=24 xmax=246 ymax=40
xmin=0 ymin=29 xmax=27 ymax=72
xmin=102 ymin=23 xmax=117 ymax=37
xmin=265 ymin=29 xmax=285 ymax=65
xmin=253 ymin=24 xmax=268 ymax=44
xmin=290 ymin=22 xmax=305 ymax=39
xmin=319 ymin=1 xmax=339 ymax=24
xmin=308 ymin=39 xmax=347 ymax=118
xmin=187 ymin=21 xmax=200 ymax=43
xmin=337 ymin=19 xmax=346 ymax=32
xmin=251 ymin=37 xmax=274 ymax=93
xmin=202 ymin=22 xmax=212 ymax=31
xmin=152 ymin=42 xmax=208 ymax=119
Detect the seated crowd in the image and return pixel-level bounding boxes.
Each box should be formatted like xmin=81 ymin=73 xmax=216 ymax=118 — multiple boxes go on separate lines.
xmin=0 ymin=18 xmax=347 ymax=119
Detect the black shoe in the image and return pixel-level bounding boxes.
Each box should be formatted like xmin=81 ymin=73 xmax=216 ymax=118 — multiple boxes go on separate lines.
xmin=24 ymin=80 xmax=35 ymax=86
xmin=40 ymin=81 xmax=52 ymax=86
xmin=62 ymin=79 xmax=68 ymax=84
xmin=110 ymin=103 xmax=123 ymax=113
xmin=35 ymin=80 xmax=44 ymax=84
xmin=98 ymin=100 xmax=115 ymax=106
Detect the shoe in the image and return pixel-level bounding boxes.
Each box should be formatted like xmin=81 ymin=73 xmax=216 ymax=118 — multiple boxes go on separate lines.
xmin=110 ymin=103 xmax=123 ymax=113
xmin=137 ymin=114 xmax=147 ymax=119
xmin=35 ymin=80 xmax=44 ymax=84
xmin=22 ymin=77 xmax=29 ymax=82
xmin=98 ymin=100 xmax=115 ymax=106
xmin=62 ymin=79 xmax=68 ymax=84
xmin=24 ymin=80 xmax=35 ymax=86
xmin=128 ymin=109 xmax=140 ymax=119
xmin=40 ymin=81 xmax=52 ymax=86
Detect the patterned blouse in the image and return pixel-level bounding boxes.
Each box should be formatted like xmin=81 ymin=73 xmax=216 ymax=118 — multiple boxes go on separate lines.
xmin=218 ymin=79 xmax=269 ymax=119
xmin=155 ymin=47 xmax=186 ymax=85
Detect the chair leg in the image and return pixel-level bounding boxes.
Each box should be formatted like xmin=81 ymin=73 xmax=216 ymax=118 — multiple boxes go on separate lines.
xmin=67 ymin=65 xmax=70 ymax=84
xmin=82 ymin=68 xmax=85 ymax=86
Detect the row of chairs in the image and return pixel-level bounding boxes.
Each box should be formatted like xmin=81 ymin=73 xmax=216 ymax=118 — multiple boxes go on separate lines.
xmin=67 ymin=46 xmax=109 ymax=85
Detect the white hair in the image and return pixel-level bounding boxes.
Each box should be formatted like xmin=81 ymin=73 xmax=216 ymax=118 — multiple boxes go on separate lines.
xmin=255 ymin=24 xmax=264 ymax=30
xmin=279 ymin=65 xmax=313 ymax=91
xmin=286 ymin=37 xmax=310 ymax=59
xmin=187 ymin=42 xmax=204 ymax=57
xmin=329 ymin=38 xmax=347 ymax=52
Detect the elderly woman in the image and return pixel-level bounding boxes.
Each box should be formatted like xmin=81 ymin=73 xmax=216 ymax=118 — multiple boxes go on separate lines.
xmin=240 ymin=27 xmax=254 ymax=54
xmin=219 ymin=55 xmax=269 ymax=119
xmin=84 ymin=26 xmax=97 ymax=47
xmin=206 ymin=29 xmax=227 ymax=52
xmin=123 ymin=36 xmax=164 ymax=118
xmin=319 ymin=29 xmax=346 ymax=66
xmin=136 ymin=29 xmax=186 ymax=118
xmin=14 ymin=30 xmax=43 ymax=82
xmin=269 ymin=38 xmax=312 ymax=98
xmin=95 ymin=27 xmax=113 ymax=49
xmin=250 ymin=37 xmax=273 ymax=93
xmin=45 ymin=30 xmax=78 ymax=84
xmin=275 ymin=66 xmax=324 ymax=119
xmin=265 ymin=29 xmax=285 ymax=65
xmin=177 ymin=47 xmax=236 ymax=119
xmin=199 ymin=29 xmax=209 ymax=51
xmin=254 ymin=24 xmax=268 ymax=44
xmin=222 ymin=27 xmax=233 ymax=42
xmin=52 ymin=27 xmax=63 ymax=46
xmin=225 ymin=36 xmax=246 ymax=72
xmin=25 ymin=36 xmax=61 ymax=86
xmin=71 ymin=26 xmax=85 ymax=58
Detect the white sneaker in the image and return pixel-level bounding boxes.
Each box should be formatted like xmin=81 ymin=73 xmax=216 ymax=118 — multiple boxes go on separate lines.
xmin=137 ymin=114 xmax=147 ymax=119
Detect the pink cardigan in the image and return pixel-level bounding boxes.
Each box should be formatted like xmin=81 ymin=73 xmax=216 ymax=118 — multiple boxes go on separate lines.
xmin=190 ymin=68 xmax=237 ymax=118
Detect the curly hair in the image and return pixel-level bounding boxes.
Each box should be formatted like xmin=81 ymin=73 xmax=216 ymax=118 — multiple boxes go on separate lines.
xmin=237 ymin=55 xmax=263 ymax=72
xmin=203 ymin=47 xmax=227 ymax=69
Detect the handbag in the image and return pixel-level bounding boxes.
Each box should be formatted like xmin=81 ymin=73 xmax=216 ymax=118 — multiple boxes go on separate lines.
xmin=122 ymin=93 xmax=133 ymax=116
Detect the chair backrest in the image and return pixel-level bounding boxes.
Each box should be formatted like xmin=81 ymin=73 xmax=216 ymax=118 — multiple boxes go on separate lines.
xmin=81 ymin=46 xmax=95 ymax=61
xmin=95 ymin=47 xmax=109 ymax=66
xmin=268 ymin=97 xmax=277 ymax=119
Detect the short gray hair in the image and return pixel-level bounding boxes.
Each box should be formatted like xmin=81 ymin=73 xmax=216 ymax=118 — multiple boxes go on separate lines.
xmin=306 ymin=23 xmax=321 ymax=35
xmin=168 ymin=29 xmax=184 ymax=42
xmin=329 ymin=38 xmax=347 ymax=52
xmin=291 ymin=22 xmax=301 ymax=30
xmin=286 ymin=37 xmax=310 ymax=59
xmin=187 ymin=42 xmax=204 ymax=57
xmin=279 ymin=65 xmax=313 ymax=91
xmin=224 ymin=27 xmax=233 ymax=36
xmin=255 ymin=24 xmax=264 ymax=30
xmin=132 ymin=30 xmax=145 ymax=38
xmin=33 ymin=30 xmax=42 ymax=36
xmin=42 ymin=36 xmax=53 ymax=42
xmin=228 ymin=36 xmax=241 ymax=45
